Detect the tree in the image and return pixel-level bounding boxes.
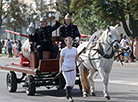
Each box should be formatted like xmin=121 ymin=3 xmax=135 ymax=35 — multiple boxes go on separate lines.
xmin=56 ymin=0 xmax=74 ymax=24
xmin=4 ymin=0 xmax=28 ymax=37
xmin=70 ymin=0 xmax=138 ymax=38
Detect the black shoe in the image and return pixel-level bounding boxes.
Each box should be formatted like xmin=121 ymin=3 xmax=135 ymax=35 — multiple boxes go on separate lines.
xmin=66 ymin=86 xmax=72 ymax=101
xmin=121 ymin=60 xmax=124 ymax=62
xmin=131 ymin=60 xmax=135 ymax=62
xmin=68 ymin=97 xmax=74 ymax=102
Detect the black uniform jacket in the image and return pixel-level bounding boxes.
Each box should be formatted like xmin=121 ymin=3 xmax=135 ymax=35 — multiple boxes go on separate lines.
xmin=29 ymin=21 xmax=60 ymax=46
xmin=59 ymin=23 xmax=80 ymax=40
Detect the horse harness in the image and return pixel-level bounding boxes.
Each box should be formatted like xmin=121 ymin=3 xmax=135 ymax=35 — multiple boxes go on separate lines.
xmin=78 ymin=38 xmax=118 ymax=70
xmin=92 ymin=42 xmax=115 ymax=59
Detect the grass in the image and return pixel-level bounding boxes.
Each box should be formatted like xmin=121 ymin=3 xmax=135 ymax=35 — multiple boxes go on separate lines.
xmin=0 ymin=53 xmax=15 ymax=56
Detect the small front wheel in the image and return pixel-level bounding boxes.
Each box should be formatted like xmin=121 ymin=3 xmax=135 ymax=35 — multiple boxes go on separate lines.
xmin=6 ymin=71 xmax=17 ymax=92
xmin=25 ymin=75 xmax=36 ymax=95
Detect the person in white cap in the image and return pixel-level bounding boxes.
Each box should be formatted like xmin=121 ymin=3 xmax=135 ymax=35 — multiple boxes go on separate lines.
xmin=59 ymin=13 xmax=81 ymax=48
xmin=27 ymin=12 xmax=60 ymax=60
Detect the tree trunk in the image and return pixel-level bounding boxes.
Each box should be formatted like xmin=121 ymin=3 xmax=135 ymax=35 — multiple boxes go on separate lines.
xmin=120 ymin=9 xmax=132 ymax=37
xmin=129 ymin=14 xmax=138 ymax=38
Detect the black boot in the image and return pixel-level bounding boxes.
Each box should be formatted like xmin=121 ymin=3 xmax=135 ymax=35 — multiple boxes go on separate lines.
xmin=66 ymin=86 xmax=74 ymax=102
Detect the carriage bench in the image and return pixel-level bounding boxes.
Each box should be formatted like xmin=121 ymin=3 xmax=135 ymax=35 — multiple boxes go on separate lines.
xmin=29 ymin=36 xmax=60 ymax=73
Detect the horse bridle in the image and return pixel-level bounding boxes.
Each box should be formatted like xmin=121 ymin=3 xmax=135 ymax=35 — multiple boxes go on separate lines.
xmin=91 ymin=31 xmax=119 ymax=59
xmin=106 ymin=30 xmax=119 ymax=52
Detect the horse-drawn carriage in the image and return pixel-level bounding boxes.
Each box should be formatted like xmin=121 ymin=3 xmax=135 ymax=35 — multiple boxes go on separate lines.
xmin=0 ymin=31 xmax=81 ymax=95
xmin=1 ymin=25 xmax=122 ymax=100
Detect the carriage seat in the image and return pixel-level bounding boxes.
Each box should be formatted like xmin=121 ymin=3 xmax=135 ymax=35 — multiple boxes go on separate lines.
xmin=30 ymin=36 xmax=60 ymax=69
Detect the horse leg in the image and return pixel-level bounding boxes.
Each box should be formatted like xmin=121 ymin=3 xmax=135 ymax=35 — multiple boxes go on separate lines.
xmin=98 ymin=68 xmax=110 ymax=100
xmin=103 ymin=72 xmax=110 ymax=99
xmin=87 ymin=70 xmax=96 ymax=96
xmin=78 ymin=64 xmax=88 ymax=97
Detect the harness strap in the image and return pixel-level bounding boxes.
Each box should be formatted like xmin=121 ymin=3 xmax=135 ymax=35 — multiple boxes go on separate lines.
xmin=97 ymin=49 xmax=114 ymax=59
xmin=88 ymin=46 xmax=98 ymax=71
xmin=96 ymin=42 xmax=115 ymax=59
xmin=64 ymin=69 xmax=75 ymax=72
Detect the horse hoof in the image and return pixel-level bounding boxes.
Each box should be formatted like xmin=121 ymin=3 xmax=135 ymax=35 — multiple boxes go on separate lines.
xmin=90 ymin=92 xmax=96 ymax=96
xmin=105 ymin=95 xmax=110 ymax=100
xmin=83 ymin=94 xmax=88 ymax=97
xmin=92 ymin=93 xmax=96 ymax=96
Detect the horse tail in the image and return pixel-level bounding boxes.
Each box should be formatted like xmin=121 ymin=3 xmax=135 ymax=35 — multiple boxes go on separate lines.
xmin=83 ymin=67 xmax=90 ymax=92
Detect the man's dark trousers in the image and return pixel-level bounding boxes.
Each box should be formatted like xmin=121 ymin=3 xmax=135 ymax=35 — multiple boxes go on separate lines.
xmin=36 ymin=44 xmax=59 ymax=60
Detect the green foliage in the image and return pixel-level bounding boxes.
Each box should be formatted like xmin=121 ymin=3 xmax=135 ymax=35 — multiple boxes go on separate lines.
xmin=56 ymin=0 xmax=74 ymax=24
xmin=70 ymin=0 xmax=138 ymax=37
xmin=126 ymin=0 xmax=138 ymax=20
xmin=70 ymin=0 xmax=93 ymax=10
xmin=72 ymin=5 xmax=108 ymax=35
xmin=4 ymin=0 xmax=28 ymax=32
xmin=34 ymin=0 xmax=48 ymax=17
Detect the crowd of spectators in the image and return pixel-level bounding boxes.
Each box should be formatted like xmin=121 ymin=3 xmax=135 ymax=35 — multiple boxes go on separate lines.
xmin=0 ymin=37 xmax=22 ymax=58
xmin=116 ymin=33 xmax=138 ymax=63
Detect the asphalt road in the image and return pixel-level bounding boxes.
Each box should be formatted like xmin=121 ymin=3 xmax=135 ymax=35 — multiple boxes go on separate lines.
xmin=0 ymin=56 xmax=138 ymax=102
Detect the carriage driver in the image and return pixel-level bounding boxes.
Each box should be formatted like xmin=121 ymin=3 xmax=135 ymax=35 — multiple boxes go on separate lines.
xmin=59 ymin=13 xmax=81 ymax=48
xmin=27 ymin=12 xmax=60 ymax=60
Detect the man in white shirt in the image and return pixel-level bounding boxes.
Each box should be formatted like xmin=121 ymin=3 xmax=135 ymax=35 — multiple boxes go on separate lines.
xmin=120 ymin=35 xmax=129 ymax=47
xmin=120 ymin=35 xmax=129 ymax=61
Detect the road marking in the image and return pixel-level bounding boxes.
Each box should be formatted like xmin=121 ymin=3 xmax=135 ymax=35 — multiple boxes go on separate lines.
xmin=94 ymin=79 xmax=138 ymax=86
xmin=1 ymin=70 xmax=138 ymax=86
xmin=0 ymin=70 xmax=9 ymax=73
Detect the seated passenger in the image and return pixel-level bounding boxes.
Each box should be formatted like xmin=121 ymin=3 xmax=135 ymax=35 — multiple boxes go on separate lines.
xmin=27 ymin=12 xmax=60 ymax=60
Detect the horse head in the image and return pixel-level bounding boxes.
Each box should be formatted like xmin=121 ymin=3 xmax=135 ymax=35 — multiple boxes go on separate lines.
xmin=101 ymin=24 xmax=120 ymax=53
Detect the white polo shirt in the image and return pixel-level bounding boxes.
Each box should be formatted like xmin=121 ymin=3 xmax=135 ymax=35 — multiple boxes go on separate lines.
xmin=60 ymin=47 xmax=78 ymax=71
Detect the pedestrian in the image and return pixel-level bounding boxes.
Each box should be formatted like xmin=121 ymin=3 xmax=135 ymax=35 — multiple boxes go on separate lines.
xmin=0 ymin=40 xmax=2 ymax=54
xmin=18 ymin=40 xmax=22 ymax=54
xmin=128 ymin=36 xmax=135 ymax=62
xmin=4 ymin=38 xmax=8 ymax=56
xmin=120 ymin=35 xmax=129 ymax=62
xmin=10 ymin=37 xmax=14 ymax=48
xmin=133 ymin=36 xmax=138 ymax=60
xmin=27 ymin=12 xmax=60 ymax=60
xmin=124 ymin=42 xmax=132 ymax=63
xmin=59 ymin=13 xmax=81 ymax=48
xmin=59 ymin=37 xmax=81 ymax=102
xmin=7 ymin=39 xmax=13 ymax=58
xmin=13 ymin=40 xmax=19 ymax=57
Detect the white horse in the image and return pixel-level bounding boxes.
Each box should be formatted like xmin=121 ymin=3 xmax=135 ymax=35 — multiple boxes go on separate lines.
xmin=77 ymin=25 xmax=120 ymax=99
